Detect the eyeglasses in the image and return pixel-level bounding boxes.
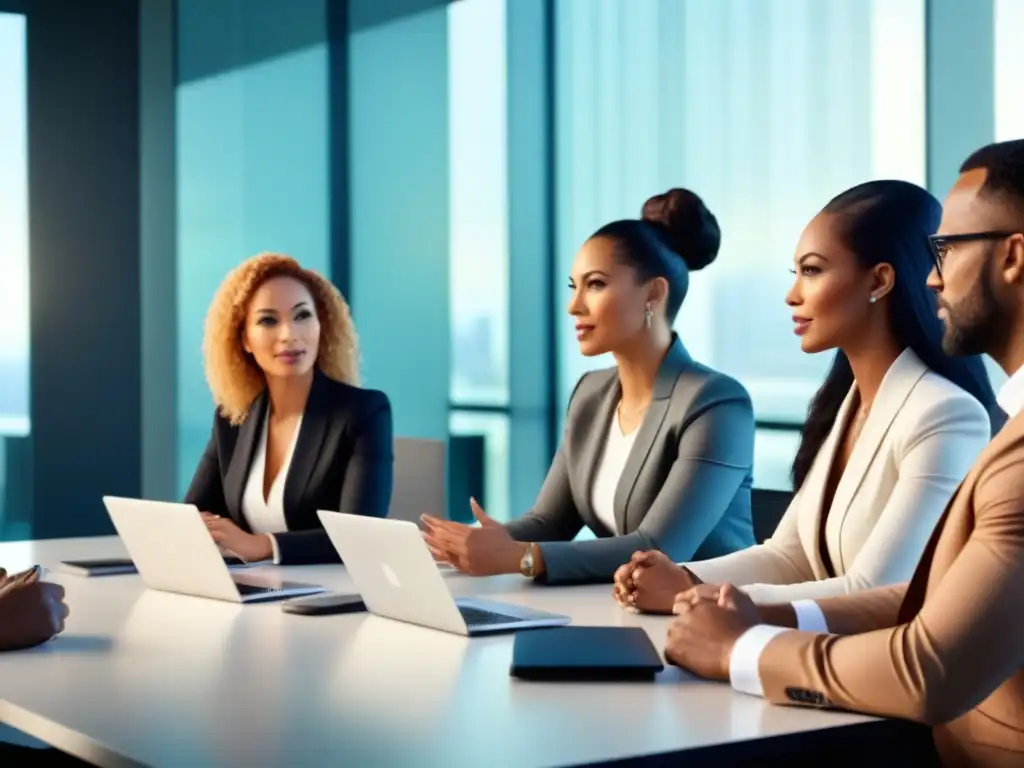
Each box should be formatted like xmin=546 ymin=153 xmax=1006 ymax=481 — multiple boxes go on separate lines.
xmin=928 ymin=231 xmax=1016 ymax=276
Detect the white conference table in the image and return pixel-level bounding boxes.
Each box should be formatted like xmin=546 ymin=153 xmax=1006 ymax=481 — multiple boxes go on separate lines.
xmin=0 ymin=536 xmax=879 ymax=768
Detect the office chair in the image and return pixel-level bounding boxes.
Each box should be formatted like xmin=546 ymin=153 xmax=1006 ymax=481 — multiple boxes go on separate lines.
xmin=389 ymin=438 xmax=445 ymax=524
xmin=751 ymin=488 xmax=792 ymax=544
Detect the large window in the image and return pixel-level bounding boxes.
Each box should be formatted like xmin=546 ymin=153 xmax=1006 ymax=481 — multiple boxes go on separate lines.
xmin=448 ymin=0 xmax=511 ymax=521
xmin=0 ymin=11 xmax=29 ymax=536
xmin=990 ymin=0 xmax=1024 ymax=392
xmin=555 ymin=0 xmax=926 ymax=489
xmin=995 ymin=0 xmax=1024 ymax=144
xmin=0 ymin=12 xmax=29 ymax=439
xmin=449 ymin=0 xmax=509 ymax=409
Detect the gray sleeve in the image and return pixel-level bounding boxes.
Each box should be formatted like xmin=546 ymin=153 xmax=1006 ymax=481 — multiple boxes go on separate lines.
xmin=536 ymin=376 xmax=755 ymax=585
xmin=503 ymin=376 xmax=588 ymax=543
xmin=503 ymin=443 xmax=585 ymax=542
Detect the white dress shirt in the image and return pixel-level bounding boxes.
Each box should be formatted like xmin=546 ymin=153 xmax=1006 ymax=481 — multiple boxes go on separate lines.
xmin=241 ymin=414 xmax=303 ymax=564
xmin=729 ymin=363 xmax=1023 ymax=698
xmin=590 ymin=409 xmax=640 ymax=535
xmin=996 ymin=362 xmax=1024 ymax=420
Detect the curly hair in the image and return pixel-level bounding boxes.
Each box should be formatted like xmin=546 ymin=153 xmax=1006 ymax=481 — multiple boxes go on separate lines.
xmin=203 ymin=252 xmax=361 ymax=425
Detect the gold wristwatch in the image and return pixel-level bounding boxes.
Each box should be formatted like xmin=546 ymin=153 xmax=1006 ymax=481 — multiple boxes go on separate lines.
xmin=519 ymin=544 xmax=536 ymax=578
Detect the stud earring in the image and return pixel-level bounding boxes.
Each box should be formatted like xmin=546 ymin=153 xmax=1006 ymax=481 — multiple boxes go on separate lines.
xmin=869 ymin=295 xmax=877 ymax=304
xmin=644 ymin=303 xmax=653 ymax=329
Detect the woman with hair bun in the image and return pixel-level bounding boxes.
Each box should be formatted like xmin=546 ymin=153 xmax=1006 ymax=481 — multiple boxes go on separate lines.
xmin=422 ymin=188 xmax=757 ymax=585
xmin=185 ymin=252 xmax=393 ymax=566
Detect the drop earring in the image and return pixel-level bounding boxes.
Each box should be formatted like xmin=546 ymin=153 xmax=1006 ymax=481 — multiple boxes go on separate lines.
xmin=644 ymin=303 xmax=653 ymax=329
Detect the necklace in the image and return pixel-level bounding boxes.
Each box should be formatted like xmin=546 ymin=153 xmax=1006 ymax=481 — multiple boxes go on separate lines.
xmin=849 ymin=401 xmax=872 ymax=443
xmin=617 ymin=399 xmax=651 ymax=421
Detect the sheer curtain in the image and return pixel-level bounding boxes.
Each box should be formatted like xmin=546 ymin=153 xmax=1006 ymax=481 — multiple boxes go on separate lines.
xmin=555 ymin=0 xmax=925 ymax=488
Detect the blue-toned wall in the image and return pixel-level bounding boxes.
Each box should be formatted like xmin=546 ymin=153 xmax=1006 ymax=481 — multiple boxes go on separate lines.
xmin=348 ymin=0 xmax=451 ymax=441
xmin=176 ymin=0 xmax=330 ymax=494
xmin=23 ymin=0 xmax=144 ymax=538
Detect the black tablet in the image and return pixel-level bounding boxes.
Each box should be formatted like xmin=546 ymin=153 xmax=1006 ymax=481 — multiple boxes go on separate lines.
xmin=510 ymin=626 xmax=664 ymax=681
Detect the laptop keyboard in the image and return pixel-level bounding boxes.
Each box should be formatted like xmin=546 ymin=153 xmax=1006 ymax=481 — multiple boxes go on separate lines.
xmin=235 ymin=581 xmax=283 ymax=596
xmin=458 ymin=605 xmax=520 ymax=627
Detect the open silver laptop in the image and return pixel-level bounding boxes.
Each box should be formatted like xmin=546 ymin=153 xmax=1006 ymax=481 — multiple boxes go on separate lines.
xmin=317 ymin=510 xmax=571 ymax=635
xmin=103 ymin=496 xmax=324 ymax=603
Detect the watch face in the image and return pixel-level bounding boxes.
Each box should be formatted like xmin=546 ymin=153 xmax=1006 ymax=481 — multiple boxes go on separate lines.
xmin=520 ymin=548 xmax=533 ymax=576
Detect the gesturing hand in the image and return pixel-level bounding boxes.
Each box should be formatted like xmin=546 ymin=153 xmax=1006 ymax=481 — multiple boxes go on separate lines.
xmin=0 ymin=572 xmax=70 ymax=651
xmin=421 ymin=498 xmax=526 ymax=576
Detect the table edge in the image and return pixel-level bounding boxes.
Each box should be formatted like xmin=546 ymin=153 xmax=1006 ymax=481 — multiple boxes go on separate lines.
xmin=0 ymin=698 xmax=148 ymax=768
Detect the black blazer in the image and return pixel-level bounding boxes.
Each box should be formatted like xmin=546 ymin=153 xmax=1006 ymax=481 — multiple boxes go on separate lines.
xmin=184 ymin=370 xmax=393 ymax=565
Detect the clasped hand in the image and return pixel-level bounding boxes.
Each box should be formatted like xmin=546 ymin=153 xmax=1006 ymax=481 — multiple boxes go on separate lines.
xmin=664 ymin=583 xmax=761 ymax=681
xmin=612 ymin=549 xmax=702 ymax=613
xmin=0 ymin=566 xmax=70 ymax=651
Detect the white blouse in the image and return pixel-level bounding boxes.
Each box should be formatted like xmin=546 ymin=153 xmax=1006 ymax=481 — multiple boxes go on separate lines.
xmin=590 ymin=410 xmax=640 ymax=535
xmin=241 ymin=414 xmax=303 ymax=562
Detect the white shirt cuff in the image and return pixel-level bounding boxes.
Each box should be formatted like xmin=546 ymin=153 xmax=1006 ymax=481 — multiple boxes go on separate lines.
xmin=729 ymin=624 xmax=788 ymax=698
xmin=792 ymin=599 xmax=829 ymax=633
xmin=267 ymin=534 xmax=281 ymax=565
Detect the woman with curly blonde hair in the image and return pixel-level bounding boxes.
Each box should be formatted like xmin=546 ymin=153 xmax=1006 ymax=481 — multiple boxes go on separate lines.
xmin=184 ymin=253 xmax=393 ymax=565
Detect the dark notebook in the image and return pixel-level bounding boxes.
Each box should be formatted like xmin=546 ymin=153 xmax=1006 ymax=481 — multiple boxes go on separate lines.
xmin=58 ymin=555 xmax=248 ymax=577
xmin=510 ymin=626 xmax=664 ymax=681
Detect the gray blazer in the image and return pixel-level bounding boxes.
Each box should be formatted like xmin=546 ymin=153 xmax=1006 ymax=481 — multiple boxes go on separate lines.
xmin=505 ymin=338 xmax=756 ymax=585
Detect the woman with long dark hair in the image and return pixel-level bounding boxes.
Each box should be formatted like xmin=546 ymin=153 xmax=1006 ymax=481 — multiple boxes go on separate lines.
xmin=613 ymin=180 xmax=998 ymax=612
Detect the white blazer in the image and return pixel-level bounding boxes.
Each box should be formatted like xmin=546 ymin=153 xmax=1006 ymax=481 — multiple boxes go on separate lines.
xmin=686 ymin=348 xmax=991 ymax=603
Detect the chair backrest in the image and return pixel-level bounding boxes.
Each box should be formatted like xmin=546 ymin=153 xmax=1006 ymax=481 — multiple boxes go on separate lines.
xmin=446 ymin=434 xmax=485 ymax=523
xmin=751 ymin=488 xmax=793 ymax=544
xmin=389 ymin=438 xmax=446 ymax=523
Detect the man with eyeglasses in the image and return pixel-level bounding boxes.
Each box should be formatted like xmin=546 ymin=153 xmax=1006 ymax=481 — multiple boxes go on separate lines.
xmin=662 ymin=138 xmax=1024 ymax=767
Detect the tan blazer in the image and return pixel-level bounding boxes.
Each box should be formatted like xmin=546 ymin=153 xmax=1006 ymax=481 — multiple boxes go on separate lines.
xmin=757 ymin=410 xmax=1024 ymax=766
xmin=687 ymin=348 xmax=990 ymax=603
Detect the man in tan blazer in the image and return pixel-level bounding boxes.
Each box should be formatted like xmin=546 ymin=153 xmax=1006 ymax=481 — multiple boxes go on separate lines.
xmin=663 ymin=138 xmax=1024 ymax=767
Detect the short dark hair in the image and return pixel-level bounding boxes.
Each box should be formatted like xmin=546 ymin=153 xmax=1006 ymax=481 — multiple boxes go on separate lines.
xmin=960 ymin=139 xmax=1024 ymax=204
xmin=589 ymin=188 xmax=721 ymax=322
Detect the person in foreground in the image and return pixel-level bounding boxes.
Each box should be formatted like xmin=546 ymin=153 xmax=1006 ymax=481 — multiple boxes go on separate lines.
xmin=613 ymin=180 xmax=997 ymax=612
xmin=664 ymin=140 xmax=1024 ymax=766
xmin=185 ymin=253 xmax=393 ymax=566
xmin=0 ymin=567 xmax=84 ymax=765
xmin=0 ymin=566 xmax=67 ymax=650
xmin=423 ymin=188 xmax=756 ymax=585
